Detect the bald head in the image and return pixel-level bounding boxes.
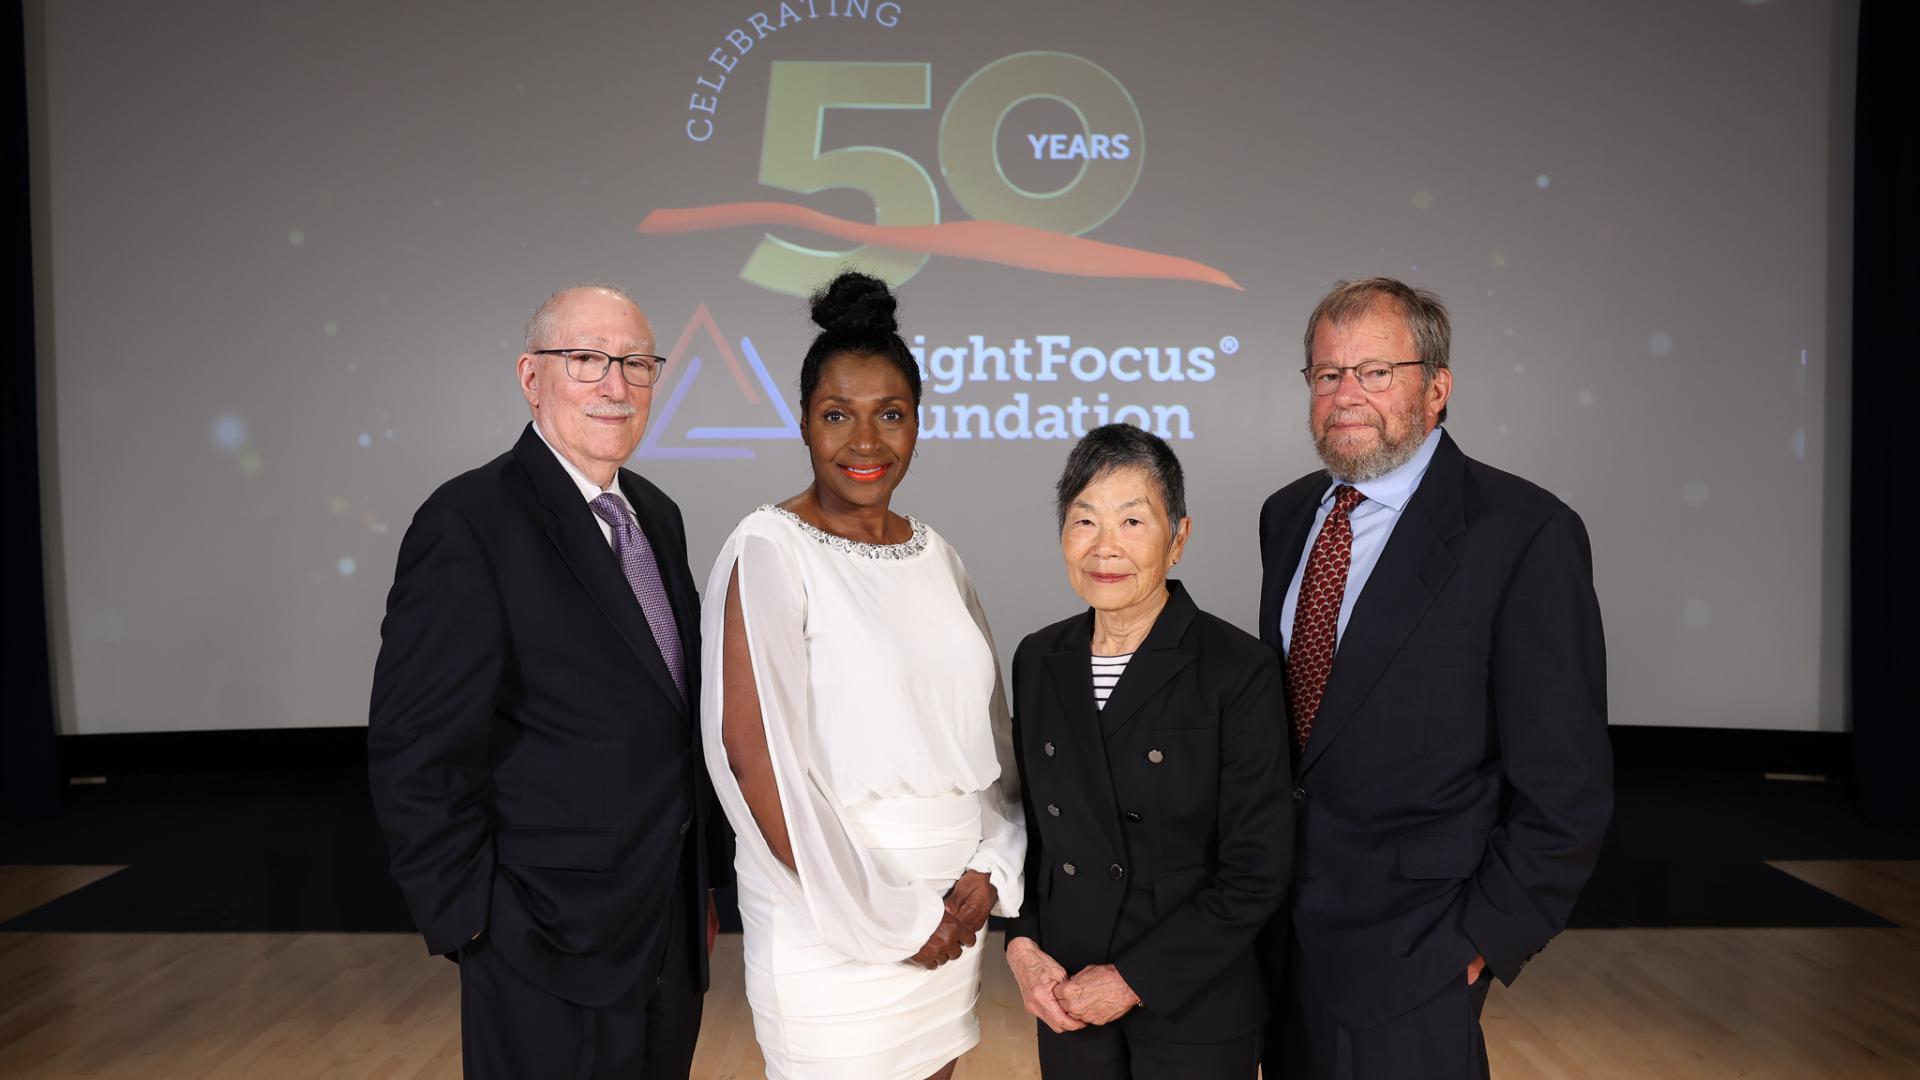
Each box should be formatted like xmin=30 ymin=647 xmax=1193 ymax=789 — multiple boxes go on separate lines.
xmin=524 ymin=284 xmax=650 ymax=352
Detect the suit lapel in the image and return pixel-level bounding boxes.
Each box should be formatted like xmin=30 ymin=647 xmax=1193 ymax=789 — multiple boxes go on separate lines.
xmin=619 ymin=472 xmax=701 ymax=706
xmin=1298 ymin=435 xmax=1466 ymax=775
xmin=1097 ymin=581 xmax=1199 ymax=736
xmin=513 ymin=426 xmax=689 ymax=716
xmin=1043 ymin=613 xmax=1125 ymax=859
xmin=1261 ymin=484 xmax=1324 ymax=651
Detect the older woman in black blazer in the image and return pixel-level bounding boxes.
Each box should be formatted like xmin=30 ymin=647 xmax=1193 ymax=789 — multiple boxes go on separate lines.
xmin=1003 ymin=424 xmax=1294 ymax=1079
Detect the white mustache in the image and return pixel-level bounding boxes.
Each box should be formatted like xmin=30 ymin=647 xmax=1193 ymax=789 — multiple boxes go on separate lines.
xmin=584 ymin=403 xmax=637 ymax=419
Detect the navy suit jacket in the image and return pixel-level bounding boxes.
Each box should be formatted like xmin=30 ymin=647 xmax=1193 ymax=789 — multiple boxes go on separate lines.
xmin=1258 ymin=431 xmax=1612 ymax=1028
xmin=369 ymin=423 xmax=722 ymax=1007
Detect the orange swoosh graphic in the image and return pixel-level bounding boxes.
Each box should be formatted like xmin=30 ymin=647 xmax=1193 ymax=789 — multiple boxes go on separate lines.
xmin=637 ymin=202 xmax=1242 ymax=291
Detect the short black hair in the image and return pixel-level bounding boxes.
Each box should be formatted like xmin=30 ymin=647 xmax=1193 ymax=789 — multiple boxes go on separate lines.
xmin=798 ymin=271 xmax=922 ymax=410
xmin=1054 ymin=423 xmax=1188 ymax=532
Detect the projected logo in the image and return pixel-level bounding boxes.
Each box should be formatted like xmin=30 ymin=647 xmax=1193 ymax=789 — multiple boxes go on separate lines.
xmin=638 ymin=10 xmax=1245 ymax=448
xmin=637 ymin=304 xmax=799 ymax=460
xmin=642 ymin=49 xmax=1241 ymax=297
xmin=638 ymin=300 xmax=1238 ymax=456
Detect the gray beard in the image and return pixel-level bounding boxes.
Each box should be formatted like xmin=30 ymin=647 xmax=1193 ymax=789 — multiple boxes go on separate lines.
xmin=1314 ymin=410 xmax=1429 ymax=483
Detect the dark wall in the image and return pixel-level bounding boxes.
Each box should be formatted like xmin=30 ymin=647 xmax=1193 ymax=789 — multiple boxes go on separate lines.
xmin=4 ymin=0 xmax=61 ymax=821
xmin=1850 ymin=0 xmax=1919 ymax=827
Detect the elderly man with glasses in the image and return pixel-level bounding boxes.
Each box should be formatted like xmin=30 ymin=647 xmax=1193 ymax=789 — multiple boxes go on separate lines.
xmin=369 ymin=284 xmax=724 ymax=1079
xmin=1256 ymin=278 xmax=1613 ymax=1080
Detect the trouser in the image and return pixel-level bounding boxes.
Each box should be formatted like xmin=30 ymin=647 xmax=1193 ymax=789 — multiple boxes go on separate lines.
xmin=1268 ymin=942 xmax=1490 ymax=1080
xmin=1035 ymin=1018 xmax=1262 ymax=1079
xmin=459 ymin=870 xmax=702 ymax=1079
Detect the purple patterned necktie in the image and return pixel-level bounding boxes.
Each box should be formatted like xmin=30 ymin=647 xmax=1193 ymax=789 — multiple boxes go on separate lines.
xmin=590 ymin=493 xmax=687 ymax=701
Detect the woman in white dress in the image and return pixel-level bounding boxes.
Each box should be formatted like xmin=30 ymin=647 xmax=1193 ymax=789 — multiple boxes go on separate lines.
xmin=701 ymin=271 xmax=1025 ymax=1080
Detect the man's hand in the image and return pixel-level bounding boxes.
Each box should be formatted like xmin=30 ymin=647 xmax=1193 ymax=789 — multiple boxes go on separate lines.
xmin=907 ymin=907 xmax=976 ymax=969
xmin=1467 ymin=954 xmax=1487 ymax=985
xmin=708 ymin=890 xmax=720 ymax=955
xmin=1005 ymin=937 xmax=1085 ymax=1034
xmin=944 ymin=870 xmax=996 ymax=935
xmin=1057 ymin=963 xmax=1140 ymax=1026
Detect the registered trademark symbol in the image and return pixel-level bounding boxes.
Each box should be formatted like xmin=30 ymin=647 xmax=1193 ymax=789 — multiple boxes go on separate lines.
xmin=1219 ymin=335 xmax=1239 ymax=355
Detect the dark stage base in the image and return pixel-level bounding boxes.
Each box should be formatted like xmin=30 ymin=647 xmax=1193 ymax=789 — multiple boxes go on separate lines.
xmin=2 ymin=767 xmax=1913 ymax=935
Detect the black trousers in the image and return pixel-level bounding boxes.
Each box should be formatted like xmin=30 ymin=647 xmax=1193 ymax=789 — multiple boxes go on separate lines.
xmin=1035 ymin=1019 xmax=1261 ymax=1079
xmin=459 ymin=876 xmax=702 ymax=1079
xmin=1266 ymin=944 xmax=1490 ymax=1080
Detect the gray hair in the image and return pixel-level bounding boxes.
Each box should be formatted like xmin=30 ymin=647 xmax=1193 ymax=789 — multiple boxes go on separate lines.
xmin=523 ymin=283 xmax=642 ymax=351
xmin=1054 ymin=423 xmax=1188 ymax=532
xmin=1303 ymin=277 xmax=1452 ymax=424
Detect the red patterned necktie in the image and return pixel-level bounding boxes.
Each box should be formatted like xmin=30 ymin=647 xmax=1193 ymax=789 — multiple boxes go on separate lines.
xmin=1285 ymin=485 xmax=1366 ymax=751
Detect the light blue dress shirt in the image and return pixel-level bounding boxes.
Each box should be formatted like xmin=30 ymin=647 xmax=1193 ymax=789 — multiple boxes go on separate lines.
xmin=1279 ymin=427 xmax=1445 ymax=656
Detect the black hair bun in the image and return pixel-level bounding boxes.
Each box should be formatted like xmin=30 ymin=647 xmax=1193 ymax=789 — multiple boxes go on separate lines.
xmin=809 ymin=271 xmax=899 ymax=335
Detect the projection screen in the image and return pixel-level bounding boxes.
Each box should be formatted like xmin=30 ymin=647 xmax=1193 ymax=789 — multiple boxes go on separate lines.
xmin=30 ymin=0 xmax=1853 ymax=734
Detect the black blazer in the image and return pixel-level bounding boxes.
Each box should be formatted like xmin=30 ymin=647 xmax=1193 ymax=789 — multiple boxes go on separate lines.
xmin=1258 ymin=431 xmax=1612 ymax=1028
xmin=1007 ymin=580 xmax=1292 ymax=1043
xmin=369 ymin=423 xmax=721 ymax=1008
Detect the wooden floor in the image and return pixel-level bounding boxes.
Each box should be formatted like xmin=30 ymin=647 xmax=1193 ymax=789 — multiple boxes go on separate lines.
xmin=2 ymin=862 xmax=1917 ymax=1078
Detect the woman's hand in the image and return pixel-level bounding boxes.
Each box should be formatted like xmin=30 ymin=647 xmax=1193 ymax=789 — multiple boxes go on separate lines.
xmin=944 ymin=869 xmax=996 ymax=934
xmin=1057 ymin=963 xmax=1141 ymax=1026
xmin=907 ymin=907 xmax=976 ymax=969
xmin=1006 ymin=937 xmax=1085 ymax=1034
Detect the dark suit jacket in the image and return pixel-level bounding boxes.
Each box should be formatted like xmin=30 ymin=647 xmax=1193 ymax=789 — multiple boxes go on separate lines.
xmin=1007 ymin=580 xmax=1292 ymax=1043
xmin=1258 ymin=430 xmax=1611 ymax=1028
xmin=369 ymin=423 xmax=721 ymax=1008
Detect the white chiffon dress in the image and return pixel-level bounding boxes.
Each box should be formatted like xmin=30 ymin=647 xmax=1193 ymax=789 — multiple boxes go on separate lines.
xmin=700 ymin=505 xmax=1026 ymax=1080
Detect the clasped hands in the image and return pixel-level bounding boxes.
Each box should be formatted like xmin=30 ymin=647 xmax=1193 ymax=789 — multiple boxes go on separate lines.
xmin=908 ymin=869 xmax=996 ymax=969
xmin=1005 ymin=936 xmax=1140 ymax=1032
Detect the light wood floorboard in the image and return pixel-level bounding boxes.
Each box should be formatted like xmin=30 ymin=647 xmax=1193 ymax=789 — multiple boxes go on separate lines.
xmin=0 ymin=862 xmax=1914 ymax=1078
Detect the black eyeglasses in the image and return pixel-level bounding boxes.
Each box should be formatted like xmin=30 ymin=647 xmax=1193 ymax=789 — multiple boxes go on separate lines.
xmin=532 ymin=348 xmax=668 ymax=387
xmin=1299 ymin=360 xmax=1429 ymax=396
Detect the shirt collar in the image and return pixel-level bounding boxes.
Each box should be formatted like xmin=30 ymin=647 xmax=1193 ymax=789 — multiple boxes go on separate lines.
xmin=1319 ymin=426 xmax=1445 ymax=513
xmin=531 ymin=420 xmax=629 ymax=509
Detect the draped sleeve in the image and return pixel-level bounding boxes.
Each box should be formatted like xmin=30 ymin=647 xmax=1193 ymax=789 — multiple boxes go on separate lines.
xmin=959 ymin=574 xmax=1027 ymax=919
xmin=700 ymin=522 xmax=945 ymax=965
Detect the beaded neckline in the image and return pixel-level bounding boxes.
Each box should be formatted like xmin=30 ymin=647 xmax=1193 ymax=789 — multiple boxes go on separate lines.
xmin=760 ymin=504 xmax=930 ymax=560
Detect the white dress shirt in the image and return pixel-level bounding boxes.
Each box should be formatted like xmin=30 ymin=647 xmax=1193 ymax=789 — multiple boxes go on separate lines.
xmin=531 ymin=422 xmax=638 ymax=549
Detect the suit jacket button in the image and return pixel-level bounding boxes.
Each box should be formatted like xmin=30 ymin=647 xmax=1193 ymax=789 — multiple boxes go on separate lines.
xmin=1146 ymin=749 xmax=1165 ymax=764
xmin=1291 ymin=787 xmax=1306 ymax=801
xmin=1044 ymin=741 xmax=1056 ymax=757
xmin=1047 ymin=803 xmax=1061 ymax=817
xmin=679 ymin=816 xmax=692 ymax=834
xmin=1109 ymin=863 xmax=1125 ymax=880
xmin=1062 ymin=862 xmax=1077 ymax=876
xmin=1124 ymin=811 xmax=1142 ymax=823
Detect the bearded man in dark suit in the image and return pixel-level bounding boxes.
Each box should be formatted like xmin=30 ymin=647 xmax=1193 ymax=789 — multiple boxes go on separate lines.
xmin=369 ymin=284 xmax=720 ymax=1078
xmin=1258 ymin=278 xmax=1612 ymax=1080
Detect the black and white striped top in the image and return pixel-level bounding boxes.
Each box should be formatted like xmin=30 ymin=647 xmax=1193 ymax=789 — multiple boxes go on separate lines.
xmin=1091 ymin=653 xmax=1134 ymax=710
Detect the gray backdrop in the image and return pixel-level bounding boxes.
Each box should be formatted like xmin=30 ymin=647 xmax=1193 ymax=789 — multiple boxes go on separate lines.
xmin=30 ymin=0 xmax=1853 ymax=734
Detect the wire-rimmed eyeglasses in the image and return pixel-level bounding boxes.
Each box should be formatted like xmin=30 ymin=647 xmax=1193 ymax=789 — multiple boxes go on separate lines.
xmin=1299 ymin=360 xmax=1430 ymax=396
xmin=532 ymin=348 xmax=668 ymax=387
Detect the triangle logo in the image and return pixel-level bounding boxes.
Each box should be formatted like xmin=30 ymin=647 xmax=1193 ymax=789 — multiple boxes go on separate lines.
xmin=637 ymin=303 xmax=800 ymax=459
